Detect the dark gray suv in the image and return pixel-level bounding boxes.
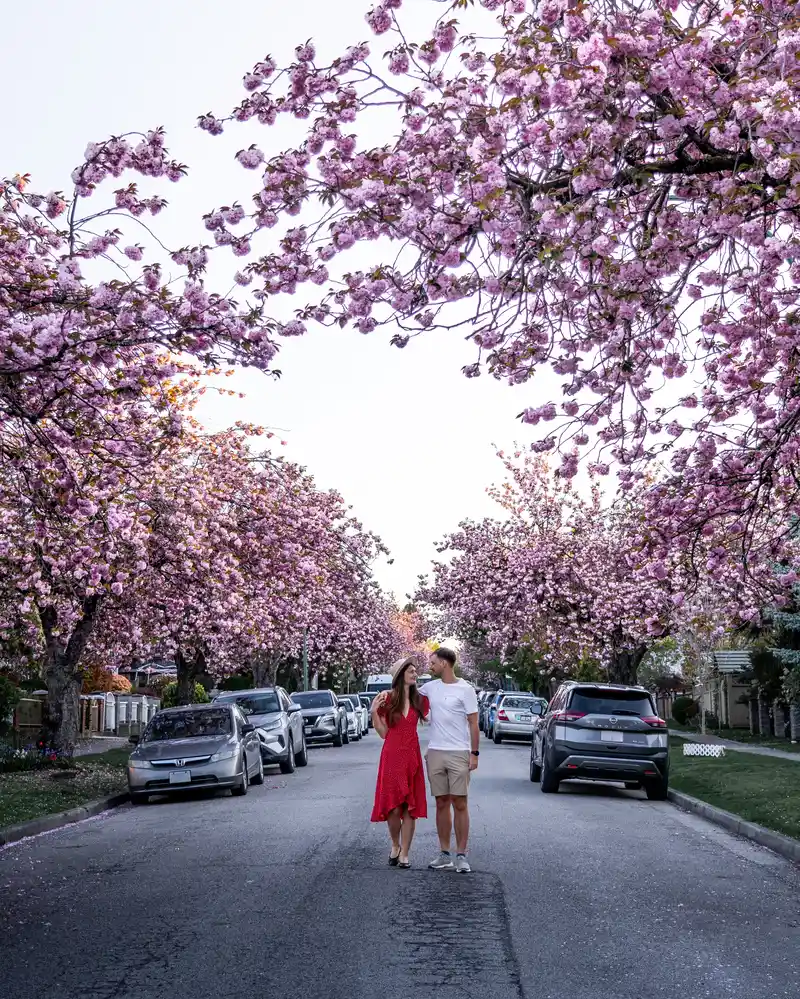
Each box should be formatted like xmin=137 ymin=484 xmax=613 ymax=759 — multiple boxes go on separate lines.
xmin=530 ymin=682 xmax=669 ymax=799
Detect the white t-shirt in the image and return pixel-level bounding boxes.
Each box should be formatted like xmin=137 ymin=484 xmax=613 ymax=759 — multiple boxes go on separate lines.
xmin=421 ymin=679 xmax=479 ymax=751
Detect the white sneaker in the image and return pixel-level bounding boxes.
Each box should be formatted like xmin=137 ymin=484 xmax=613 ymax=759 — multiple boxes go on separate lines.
xmin=455 ymin=855 xmax=471 ymax=874
xmin=428 ymin=851 xmax=455 ymax=870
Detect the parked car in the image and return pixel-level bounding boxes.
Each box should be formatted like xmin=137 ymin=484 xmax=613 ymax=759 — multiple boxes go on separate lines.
xmin=340 ymin=693 xmax=369 ymax=736
xmin=214 ymin=687 xmax=308 ymax=774
xmin=339 ymin=696 xmax=363 ymax=740
xmin=291 ymin=690 xmax=349 ymax=746
xmin=478 ymin=690 xmax=495 ymax=732
xmin=359 ymin=694 xmax=374 ymax=728
xmin=127 ymin=702 xmax=264 ymax=804
xmin=485 ymin=691 xmax=508 ymax=739
xmin=530 ymin=682 xmax=669 ymax=799
xmin=492 ymin=694 xmax=547 ymax=743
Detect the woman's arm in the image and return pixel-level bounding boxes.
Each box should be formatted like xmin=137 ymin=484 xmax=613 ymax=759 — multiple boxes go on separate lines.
xmin=372 ymin=692 xmax=389 ymax=739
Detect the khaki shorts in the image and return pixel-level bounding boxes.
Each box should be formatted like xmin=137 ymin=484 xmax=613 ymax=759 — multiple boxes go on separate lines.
xmin=426 ymin=749 xmax=471 ymax=798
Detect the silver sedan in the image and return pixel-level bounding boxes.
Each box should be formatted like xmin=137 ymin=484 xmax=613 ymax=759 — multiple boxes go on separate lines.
xmin=492 ymin=696 xmax=547 ymax=743
xmin=127 ymin=703 xmax=264 ymax=803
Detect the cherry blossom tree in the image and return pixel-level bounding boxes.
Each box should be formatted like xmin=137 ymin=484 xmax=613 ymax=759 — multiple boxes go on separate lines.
xmin=204 ymin=0 xmax=800 ymax=600
xmin=418 ymin=452 xmax=735 ymax=683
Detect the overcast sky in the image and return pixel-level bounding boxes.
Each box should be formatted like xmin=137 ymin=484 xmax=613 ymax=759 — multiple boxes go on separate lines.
xmin=3 ymin=0 xmax=565 ymax=601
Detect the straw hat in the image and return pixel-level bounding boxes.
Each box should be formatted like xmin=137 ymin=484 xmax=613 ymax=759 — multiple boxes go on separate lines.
xmin=389 ymin=656 xmax=416 ymax=681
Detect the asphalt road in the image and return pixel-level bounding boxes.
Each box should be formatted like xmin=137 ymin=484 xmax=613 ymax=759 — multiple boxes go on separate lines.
xmin=2 ymin=730 xmax=799 ymax=999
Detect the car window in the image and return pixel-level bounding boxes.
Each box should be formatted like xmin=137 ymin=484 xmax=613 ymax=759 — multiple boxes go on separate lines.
xmin=217 ymin=692 xmax=280 ymax=715
xmin=501 ymin=697 xmax=540 ymax=711
xmin=568 ymin=690 xmax=654 ymax=716
xmin=341 ymin=699 xmax=354 ymax=712
xmin=291 ymin=691 xmax=334 ymax=709
xmin=548 ymin=688 xmax=566 ymax=714
xmin=144 ymin=709 xmax=232 ymax=741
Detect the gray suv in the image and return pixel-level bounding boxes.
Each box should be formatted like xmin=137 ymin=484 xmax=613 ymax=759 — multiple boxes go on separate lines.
xmin=214 ymin=687 xmax=308 ymax=774
xmin=530 ymin=682 xmax=669 ymax=799
xmin=291 ymin=690 xmax=349 ymax=746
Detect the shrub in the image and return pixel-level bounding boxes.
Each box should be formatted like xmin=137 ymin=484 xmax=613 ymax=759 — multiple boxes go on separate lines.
xmin=82 ymin=666 xmax=132 ymax=694
xmin=160 ymin=682 xmax=210 ymax=708
xmin=671 ymin=695 xmax=699 ymax=726
xmin=0 ymin=742 xmax=72 ymax=773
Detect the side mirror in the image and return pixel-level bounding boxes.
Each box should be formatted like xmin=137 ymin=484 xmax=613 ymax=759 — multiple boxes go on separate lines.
xmin=289 ymin=703 xmax=301 ymax=713
xmin=129 ymin=734 xmax=139 ymax=745
xmin=241 ymin=723 xmax=255 ymax=735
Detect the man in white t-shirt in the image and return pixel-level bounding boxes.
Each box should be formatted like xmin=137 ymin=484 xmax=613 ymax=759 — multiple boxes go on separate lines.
xmin=420 ymin=647 xmax=479 ymax=874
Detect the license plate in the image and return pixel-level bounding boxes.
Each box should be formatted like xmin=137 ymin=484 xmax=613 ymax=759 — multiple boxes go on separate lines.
xmin=518 ymin=715 xmax=532 ymax=723
xmin=169 ymin=770 xmax=191 ymax=784
xmin=304 ymin=724 xmax=313 ymax=732
xmin=601 ymin=731 xmax=624 ymax=743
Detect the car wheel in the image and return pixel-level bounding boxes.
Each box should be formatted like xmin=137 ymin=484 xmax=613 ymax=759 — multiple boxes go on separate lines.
xmin=645 ymin=775 xmax=669 ymax=801
xmin=529 ymin=751 xmax=541 ymax=783
xmin=296 ymin=734 xmax=309 ymax=767
xmin=232 ymin=757 xmax=249 ymax=796
xmin=540 ymin=751 xmax=559 ymax=794
xmin=493 ymin=728 xmax=503 ymax=744
xmin=251 ymin=754 xmax=265 ymax=786
xmin=280 ymin=738 xmax=296 ymax=775
xmin=333 ymin=728 xmax=343 ymax=748
xmin=342 ymin=724 xmax=350 ymax=745
xmin=131 ymin=793 xmax=150 ymax=805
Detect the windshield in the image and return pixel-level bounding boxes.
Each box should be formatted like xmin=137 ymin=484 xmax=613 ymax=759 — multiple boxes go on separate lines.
xmin=217 ymin=692 xmax=280 ymax=715
xmin=291 ymin=691 xmax=334 ymax=709
xmin=501 ymin=697 xmax=542 ymax=712
xmin=144 ymin=709 xmax=232 ymax=742
xmin=569 ymin=690 xmax=654 ymax=717
xmin=366 ymin=681 xmax=392 ymax=693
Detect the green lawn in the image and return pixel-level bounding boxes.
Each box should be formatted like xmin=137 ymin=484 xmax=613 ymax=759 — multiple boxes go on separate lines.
xmin=0 ymin=749 xmax=129 ymax=830
xmin=669 ymin=737 xmax=800 ymax=841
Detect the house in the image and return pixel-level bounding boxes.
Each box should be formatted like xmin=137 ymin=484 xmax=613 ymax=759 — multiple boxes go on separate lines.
xmin=693 ymin=650 xmax=752 ymax=728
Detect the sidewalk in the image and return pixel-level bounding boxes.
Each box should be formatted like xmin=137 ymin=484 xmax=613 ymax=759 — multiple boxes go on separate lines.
xmin=670 ymin=729 xmax=800 ymax=763
xmin=73 ymin=737 xmax=130 ymax=757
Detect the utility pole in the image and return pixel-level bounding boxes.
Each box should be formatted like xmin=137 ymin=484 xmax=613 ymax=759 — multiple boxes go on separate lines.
xmin=302 ymin=628 xmax=309 ymax=692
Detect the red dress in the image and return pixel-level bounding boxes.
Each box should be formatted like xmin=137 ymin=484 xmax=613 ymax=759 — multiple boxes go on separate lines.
xmin=370 ymin=696 xmax=430 ymax=822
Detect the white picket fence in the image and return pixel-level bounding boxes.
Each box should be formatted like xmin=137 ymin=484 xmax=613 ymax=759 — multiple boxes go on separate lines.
xmin=683 ymin=743 xmax=726 ymax=758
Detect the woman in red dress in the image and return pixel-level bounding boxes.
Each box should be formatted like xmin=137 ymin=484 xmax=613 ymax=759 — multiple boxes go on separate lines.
xmin=370 ymin=656 xmax=429 ymax=868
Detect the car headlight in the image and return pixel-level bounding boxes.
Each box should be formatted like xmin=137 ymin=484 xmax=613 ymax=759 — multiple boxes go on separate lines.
xmin=260 ymin=717 xmax=283 ymax=731
xmin=210 ymin=746 xmax=239 ymax=762
xmin=321 ymin=713 xmax=335 ymax=724
xmin=128 ymin=758 xmax=151 ymax=769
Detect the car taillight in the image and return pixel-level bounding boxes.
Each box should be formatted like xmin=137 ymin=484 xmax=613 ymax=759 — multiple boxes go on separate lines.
xmin=498 ymin=709 xmax=509 ymax=721
xmin=552 ymin=710 xmax=586 ymax=722
xmin=642 ymin=717 xmax=667 ymax=728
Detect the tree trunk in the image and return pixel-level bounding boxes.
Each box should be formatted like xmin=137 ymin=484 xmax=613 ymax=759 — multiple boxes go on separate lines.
xmin=748 ymin=698 xmax=759 ymax=735
xmin=40 ymin=596 xmax=101 ymax=754
xmin=252 ymin=651 xmax=282 ymax=688
xmin=175 ymin=649 xmax=206 ymax=705
xmin=607 ymin=645 xmax=647 ymax=686
xmin=790 ymin=701 xmax=800 ymax=744
xmin=758 ymin=693 xmax=771 ymax=737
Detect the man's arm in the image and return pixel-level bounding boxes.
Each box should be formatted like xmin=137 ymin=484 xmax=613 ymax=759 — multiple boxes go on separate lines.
xmin=468 ymin=713 xmax=480 ymax=770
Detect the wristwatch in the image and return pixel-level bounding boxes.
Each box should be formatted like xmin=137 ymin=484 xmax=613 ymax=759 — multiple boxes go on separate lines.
xmin=471 ymin=750 xmax=480 ymax=757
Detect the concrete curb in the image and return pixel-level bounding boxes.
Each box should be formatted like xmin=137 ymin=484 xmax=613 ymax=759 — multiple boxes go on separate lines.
xmin=0 ymin=790 xmax=129 ymax=848
xmin=668 ymin=789 xmax=800 ymax=864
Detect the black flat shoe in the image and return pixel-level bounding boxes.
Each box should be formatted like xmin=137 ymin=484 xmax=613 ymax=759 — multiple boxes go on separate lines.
xmin=398 ymin=859 xmax=411 ymax=869
xmin=389 ymin=850 xmax=401 ymax=866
